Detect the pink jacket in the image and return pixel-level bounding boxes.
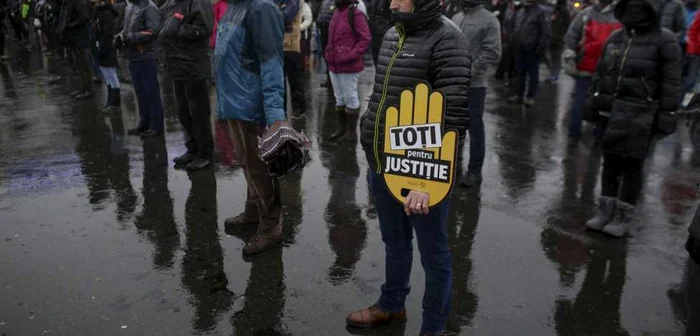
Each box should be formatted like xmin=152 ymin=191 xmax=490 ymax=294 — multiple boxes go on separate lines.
xmin=210 ymin=0 xmax=229 ymax=48
xmin=324 ymin=5 xmax=371 ymax=74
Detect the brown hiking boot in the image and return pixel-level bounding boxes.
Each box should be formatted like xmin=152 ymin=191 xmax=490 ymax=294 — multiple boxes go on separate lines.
xmin=224 ymin=214 xmax=259 ymax=229
xmin=346 ymin=305 xmax=407 ymax=328
xmin=242 ymin=225 xmax=282 ymax=255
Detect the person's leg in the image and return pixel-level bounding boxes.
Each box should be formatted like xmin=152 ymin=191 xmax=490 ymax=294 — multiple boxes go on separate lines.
xmin=601 ymin=152 xmax=623 ymax=198
xmin=285 ymin=51 xmax=307 ymax=115
xmin=0 ymin=17 xmax=6 ymax=58
xmin=329 ymin=71 xmax=346 ymax=107
xmin=687 ymin=254 xmax=700 ymax=336
xmin=227 ymin=120 xmax=262 ymax=223
xmin=371 ymin=171 xmax=413 ymax=313
xmin=143 ymin=59 xmax=164 ymax=132
xmin=329 ymin=71 xmax=348 ymax=140
xmin=412 ymin=198 xmax=452 ymax=333
xmin=339 ymin=72 xmax=361 ymax=141
xmin=619 ymin=156 xmax=645 ymax=205
xmin=568 ymin=76 xmax=592 ymax=139
xmin=173 ymin=79 xmax=197 ymax=156
xmin=128 ymin=61 xmax=149 ymax=131
xmin=184 ymin=79 xmax=214 ymax=160
xmin=683 ymin=55 xmax=700 ymax=97
xmin=77 ymin=48 xmax=93 ymax=94
xmin=551 ymin=46 xmax=563 ymax=80
xmin=100 ymin=66 xmax=120 ymax=89
xmin=526 ymin=52 xmax=540 ymax=99
xmin=514 ymin=51 xmax=526 ymax=98
xmin=467 ymin=87 xmax=486 ymax=175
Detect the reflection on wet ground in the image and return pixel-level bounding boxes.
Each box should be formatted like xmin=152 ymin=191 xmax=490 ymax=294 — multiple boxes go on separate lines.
xmin=0 ymin=49 xmax=698 ymax=335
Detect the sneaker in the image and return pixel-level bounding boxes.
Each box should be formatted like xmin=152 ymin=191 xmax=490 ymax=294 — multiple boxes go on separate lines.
xmin=524 ymin=98 xmax=535 ymax=107
xmin=186 ymin=158 xmax=211 ymax=171
xmin=346 ymin=305 xmax=407 ymax=328
xmin=139 ymin=129 xmax=163 ymax=138
xmin=459 ymin=172 xmax=482 ymax=188
xmin=173 ymin=152 xmax=197 ymax=165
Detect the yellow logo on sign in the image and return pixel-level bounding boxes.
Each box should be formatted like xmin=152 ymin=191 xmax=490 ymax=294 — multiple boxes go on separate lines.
xmin=382 ymin=83 xmax=458 ymax=207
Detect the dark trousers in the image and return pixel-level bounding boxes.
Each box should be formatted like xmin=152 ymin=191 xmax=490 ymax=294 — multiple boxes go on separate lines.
xmin=601 ymin=153 xmax=644 ymax=205
xmin=568 ymin=76 xmax=592 ymax=138
xmin=369 ymin=170 xmax=452 ymax=333
xmin=173 ymin=79 xmax=214 ymax=159
xmin=683 ymin=55 xmax=700 ymax=99
xmin=467 ymin=87 xmax=486 ymax=173
xmin=547 ymin=45 xmax=563 ymax=79
xmin=515 ymin=50 xmax=540 ymax=98
xmin=688 ymin=254 xmax=700 ymax=336
xmin=0 ymin=15 xmax=5 ymax=56
xmin=228 ymin=119 xmax=281 ymax=230
xmin=128 ymin=59 xmax=164 ymax=132
xmin=72 ymin=47 xmax=93 ymax=93
xmin=284 ymin=51 xmax=306 ymax=115
xmin=8 ymin=13 xmax=28 ymax=41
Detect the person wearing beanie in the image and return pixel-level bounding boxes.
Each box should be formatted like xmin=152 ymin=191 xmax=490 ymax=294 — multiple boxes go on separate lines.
xmin=346 ymin=0 xmax=471 ymax=333
xmin=585 ymin=0 xmax=682 ymax=238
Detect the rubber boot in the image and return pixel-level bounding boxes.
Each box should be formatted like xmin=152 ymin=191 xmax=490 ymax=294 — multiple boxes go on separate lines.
xmin=329 ymin=106 xmax=347 ymax=141
xmin=339 ymin=107 xmax=359 ymax=143
xmin=585 ymin=196 xmax=617 ymax=231
xmin=111 ymin=88 xmax=121 ymax=108
xmin=602 ymin=200 xmax=634 ymax=238
xmin=102 ymin=85 xmax=112 ymax=109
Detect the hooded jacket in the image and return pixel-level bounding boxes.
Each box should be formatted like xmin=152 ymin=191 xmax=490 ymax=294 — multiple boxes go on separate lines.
xmin=359 ymin=0 xmax=472 ymax=172
xmin=511 ymin=2 xmax=551 ymax=53
xmin=214 ymin=0 xmax=286 ymax=126
xmin=324 ymin=2 xmax=371 ymax=73
xmin=564 ymin=2 xmax=621 ymax=75
xmin=589 ymin=0 xmax=682 ymax=158
xmin=159 ymin=0 xmax=214 ymax=80
xmin=451 ymin=5 xmax=502 ymax=88
xmin=119 ymin=0 xmax=162 ymax=61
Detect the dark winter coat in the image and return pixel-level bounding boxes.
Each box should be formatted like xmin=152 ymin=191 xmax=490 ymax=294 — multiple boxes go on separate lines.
xmin=120 ymin=0 xmax=162 ymax=61
xmin=550 ymin=5 xmax=570 ymax=48
xmin=159 ymin=0 xmax=214 ymax=80
xmin=512 ymin=3 xmax=551 ymax=53
xmin=359 ymin=0 xmax=472 ymax=172
xmin=589 ymin=0 xmax=682 ymax=158
xmin=92 ymin=3 xmax=119 ymax=67
xmin=659 ymin=0 xmax=686 ymax=36
xmin=59 ymin=0 xmax=91 ymax=48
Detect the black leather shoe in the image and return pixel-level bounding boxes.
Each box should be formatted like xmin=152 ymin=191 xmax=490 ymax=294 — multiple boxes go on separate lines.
xmin=459 ymin=172 xmax=483 ymax=188
xmin=139 ymin=129 xmax=163 ymax=138
xmin=173 ymin=152 xmax=197 ymax=165
xmin=186 ymin=158 xmax=211 ymax=171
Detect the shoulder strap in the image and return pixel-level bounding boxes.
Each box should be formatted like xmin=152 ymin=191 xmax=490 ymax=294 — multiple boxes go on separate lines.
xmin=348 ymin=2 xmax=357 ymax=39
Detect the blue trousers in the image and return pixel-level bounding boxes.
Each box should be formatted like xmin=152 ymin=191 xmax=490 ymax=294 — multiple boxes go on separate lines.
xmin=467 ymin=87 xmax=486 ymax=173
xmin=369 ymin=171 xmax=452 ymax=333
xmin=568 ymin=76 xmax=592 ymax=138
xmin=128 ymin=60 xmax=164 ymax=132
xmin=515 ymin=51 xmax=540 ymax=98
xmin=683 ymin=55 xmax=700 ymax=98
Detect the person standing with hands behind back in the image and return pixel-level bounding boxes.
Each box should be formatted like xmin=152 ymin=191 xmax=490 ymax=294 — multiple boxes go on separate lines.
xmin=325 ymin=0 xmax=371 ymax=143
xmin=585 ymin=0 xmax=681 ymax=238
xmin=159 ymin=0 xmax=215 ymax=171
xmin=347 ymin=0 xmax=471 ymax=333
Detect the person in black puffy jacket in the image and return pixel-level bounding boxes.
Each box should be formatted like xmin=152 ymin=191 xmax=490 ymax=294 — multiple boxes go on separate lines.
xmin=159 ymin=0 xmax=214 ymax=170
xmin=347 ymin=0 xmax=470 ymax=333
xmin=585 ymin=0 xmax=682 ymax=238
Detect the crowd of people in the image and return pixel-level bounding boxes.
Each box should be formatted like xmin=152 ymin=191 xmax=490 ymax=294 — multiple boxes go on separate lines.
xmin=1 ymin=0 xmax=700 ymax=333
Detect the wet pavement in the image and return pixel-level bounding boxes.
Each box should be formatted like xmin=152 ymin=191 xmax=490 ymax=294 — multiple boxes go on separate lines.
xmin=0 ymin=48 xmax=698 ymax=336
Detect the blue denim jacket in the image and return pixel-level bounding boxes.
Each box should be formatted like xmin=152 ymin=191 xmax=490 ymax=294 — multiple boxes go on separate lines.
xmin=214 ymin=0 xmax=286 ymax=126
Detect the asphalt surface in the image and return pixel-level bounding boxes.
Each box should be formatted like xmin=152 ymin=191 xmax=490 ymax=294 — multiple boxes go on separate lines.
xmin=0 ymin=47 xmax=697 ymax=336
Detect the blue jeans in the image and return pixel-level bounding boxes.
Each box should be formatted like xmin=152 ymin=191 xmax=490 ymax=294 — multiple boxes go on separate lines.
xmin=468 ymin=87 xmax=486 ymax=173
xmin=568 ymin=76 xmax=592 ymax=138
xmin=128 ymin=59 xmax=164 ymax=132
xmin=515 ymin=50 xmax=540 ymax=98
xmin=369 ymin=171 xmax=452 ymax=333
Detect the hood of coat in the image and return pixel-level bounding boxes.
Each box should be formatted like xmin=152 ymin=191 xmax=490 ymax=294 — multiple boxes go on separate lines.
xmin=614 ymin=0 xmax=662 ymax=29
xmin=391 ymin=0 xmax=443 ymax=33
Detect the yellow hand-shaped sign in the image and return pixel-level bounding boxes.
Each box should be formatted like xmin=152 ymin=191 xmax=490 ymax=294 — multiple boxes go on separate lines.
xmin=382 ymin=83 xmax=458 ymax=208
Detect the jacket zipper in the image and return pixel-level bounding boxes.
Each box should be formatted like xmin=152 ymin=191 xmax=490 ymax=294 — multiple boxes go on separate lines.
xmin=613 ymin=31 xmax=634 ymax=98
xmin=373 ymin=24 xmax=406 ymax=174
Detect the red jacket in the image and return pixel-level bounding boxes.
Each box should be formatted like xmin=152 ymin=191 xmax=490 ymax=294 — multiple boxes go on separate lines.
xmin=324 ymin=5 xmax=371 ymax=73
xmin=210 ymin=0 xmax=229 ymax=48
xmin=688 ymin=13 xmax=700 ymax=55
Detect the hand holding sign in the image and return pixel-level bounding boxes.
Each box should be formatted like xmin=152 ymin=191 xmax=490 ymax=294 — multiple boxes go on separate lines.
xmin=382 ymin=83 xmax=458 ymax=208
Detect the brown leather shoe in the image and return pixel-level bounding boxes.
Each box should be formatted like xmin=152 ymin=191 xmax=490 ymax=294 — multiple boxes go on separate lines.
xmin=224 ymin=214 xmax=259 ymax=229
xmin=242 ymin=227 xmax=282 ymax=255
xmin=345 ymin=305 xmax=407 ymax=328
